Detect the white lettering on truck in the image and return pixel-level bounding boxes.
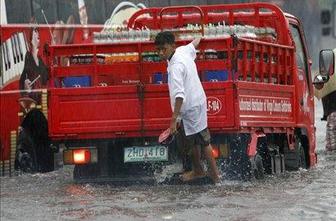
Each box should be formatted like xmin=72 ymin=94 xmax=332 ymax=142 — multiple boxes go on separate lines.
xmin=239 ymin=98 xmax=292 ymax=113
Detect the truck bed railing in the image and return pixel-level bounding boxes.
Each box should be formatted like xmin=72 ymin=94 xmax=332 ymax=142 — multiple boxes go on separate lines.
xmin=234 ymin=37 xmax=294 ymax=85
xmin=127 ymin=3 xmax=291 ymax=45
xmin=47 ymin=36 xmax=294 ymax=88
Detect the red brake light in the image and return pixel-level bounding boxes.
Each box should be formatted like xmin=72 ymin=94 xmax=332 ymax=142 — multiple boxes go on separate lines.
xmin=211 ymin=145 xmax=219 ymax=158
xmin=73 ymin=149 xmax=91 ymax=164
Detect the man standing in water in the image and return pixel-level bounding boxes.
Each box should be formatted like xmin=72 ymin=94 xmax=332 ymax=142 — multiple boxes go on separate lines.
xmin=155 ymin=31 xmax=220 ymax=183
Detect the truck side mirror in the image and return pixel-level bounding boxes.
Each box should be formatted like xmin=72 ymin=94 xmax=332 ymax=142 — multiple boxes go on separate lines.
xmin=313 ymin=49 xmax=334 ymax=85
xmin=319 ymin=49 xmax=334 ymax=76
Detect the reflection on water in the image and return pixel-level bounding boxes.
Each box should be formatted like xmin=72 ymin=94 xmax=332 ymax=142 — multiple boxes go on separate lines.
xmin=1 ymin=103 xmax=335 ymax=221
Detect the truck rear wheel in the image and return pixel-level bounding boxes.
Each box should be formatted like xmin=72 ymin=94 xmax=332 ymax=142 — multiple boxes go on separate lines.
xmin=252 ymin=153 xmax=264 ymax=179
xmin=227 ymin=134 xmax=252 ymax=180
xmin=257 ymin=138 xmax=272 ymax=175
xmin=284 ymin=136 xmax=307 ymax=171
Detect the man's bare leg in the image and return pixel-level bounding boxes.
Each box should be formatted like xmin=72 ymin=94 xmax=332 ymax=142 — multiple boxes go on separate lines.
xmin=181 ymin=146 xmax=206 ymax=181
xmin=203 ymin=144 xmax=220 ymax=183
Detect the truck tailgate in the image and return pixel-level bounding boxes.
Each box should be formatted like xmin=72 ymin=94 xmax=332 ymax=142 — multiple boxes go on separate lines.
xmin=49 ymin=82 xmax=235 ymax=139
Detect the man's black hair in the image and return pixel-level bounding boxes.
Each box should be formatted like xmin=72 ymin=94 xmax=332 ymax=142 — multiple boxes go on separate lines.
xmin=155 ymin=31 xmax=175 ymax=46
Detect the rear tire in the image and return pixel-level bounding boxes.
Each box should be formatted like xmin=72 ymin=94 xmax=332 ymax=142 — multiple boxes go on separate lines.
xmin=257 ymin=138 xmax=272 ymax=174
xmin=284 ymin=136 xmax=307 ymax=171
xmin=297 ymin=140 xmax=307 ymax=169
xmin=252 ymin=153 xmax=264 ymax=179
xmin=227 ymin=134 xmax=252 ymax=180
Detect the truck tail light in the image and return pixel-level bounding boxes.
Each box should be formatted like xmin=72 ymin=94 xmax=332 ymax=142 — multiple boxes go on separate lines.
xmin=63 ymin=148 xmax=97 ymax=165
xmin=211 ymin=145 xmax=220 ymax=158
xmin=73 ymin=149 xmax=90 ymax=164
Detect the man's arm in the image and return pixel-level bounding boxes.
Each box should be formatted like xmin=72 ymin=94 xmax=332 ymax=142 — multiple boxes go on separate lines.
xmin=170 ymin=97 xmax=183 ymax=134
xmin=191 ymin=37 xmax=201 ymax=48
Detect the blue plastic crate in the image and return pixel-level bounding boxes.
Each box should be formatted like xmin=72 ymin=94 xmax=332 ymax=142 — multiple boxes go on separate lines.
xmin=204 ymin=70 xmax=228 ymax=82
xmin=62 ymin=76 xmax=91 ymax=87
xmin=153 ymin=72 xmax=168 ymax=84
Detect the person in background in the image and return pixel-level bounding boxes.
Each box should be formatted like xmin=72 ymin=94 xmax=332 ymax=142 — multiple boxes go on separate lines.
xmin=315 ymin=89 xmax=336 ymax=151
xmin=155 ymin=31 xmax=220 ymax=183
xmin=314 ymin=50 xmax=336 ymax=152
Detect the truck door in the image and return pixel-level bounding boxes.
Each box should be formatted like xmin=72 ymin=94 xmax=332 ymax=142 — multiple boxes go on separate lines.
xmin=289 ymin=22 xmax=314 ymax=129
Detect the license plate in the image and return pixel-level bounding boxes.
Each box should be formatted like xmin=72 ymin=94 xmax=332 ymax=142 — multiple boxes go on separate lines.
xmin=124 ymin=146 xmax=168 ymax=163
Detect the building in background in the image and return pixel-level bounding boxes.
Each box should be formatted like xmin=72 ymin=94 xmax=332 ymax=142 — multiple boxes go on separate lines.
xmin=319 ymin=0 xmax=336 ymax=52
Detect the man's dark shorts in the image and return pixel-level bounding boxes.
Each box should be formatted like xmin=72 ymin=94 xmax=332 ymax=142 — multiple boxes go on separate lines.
xmin=177 ymin=122 xmax=211 ymax=152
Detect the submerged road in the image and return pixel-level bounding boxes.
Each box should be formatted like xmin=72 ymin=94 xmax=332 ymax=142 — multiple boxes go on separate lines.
xmin=0 ymin=102 xmax=335 ymax=221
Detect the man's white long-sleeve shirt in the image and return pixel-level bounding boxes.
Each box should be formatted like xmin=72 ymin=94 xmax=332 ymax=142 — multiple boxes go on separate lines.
xmin=167 ymin=42 xmax=207 ymax=136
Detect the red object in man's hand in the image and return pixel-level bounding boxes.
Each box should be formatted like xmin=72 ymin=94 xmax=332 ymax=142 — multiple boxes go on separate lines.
xmin=159 ymin=120 xmax=182 ymax=144
xmin=159 ymin=128 xmax=171 ymax=143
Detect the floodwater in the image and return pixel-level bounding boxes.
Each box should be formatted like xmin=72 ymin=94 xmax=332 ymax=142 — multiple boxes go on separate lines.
xmin=1 ymin=102 xmax=335 ymax=221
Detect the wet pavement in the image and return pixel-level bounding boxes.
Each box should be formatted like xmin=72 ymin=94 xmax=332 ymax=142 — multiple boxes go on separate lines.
xmin=1 ymin=103 xmax=335 ymax=221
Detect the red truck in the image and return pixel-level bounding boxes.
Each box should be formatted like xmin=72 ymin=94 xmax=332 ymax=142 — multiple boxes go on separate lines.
xmin=1 ymin=3 xmax=317 ymax=183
